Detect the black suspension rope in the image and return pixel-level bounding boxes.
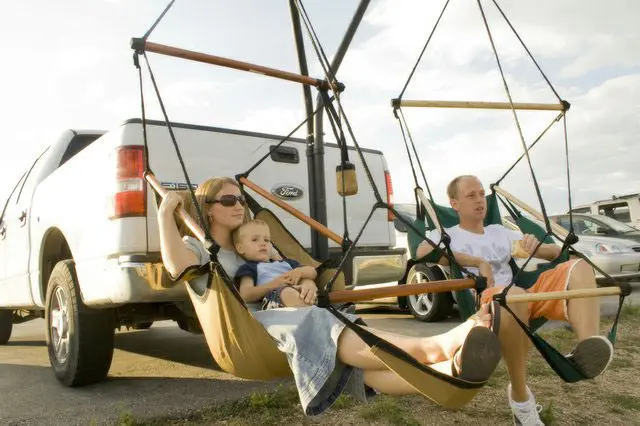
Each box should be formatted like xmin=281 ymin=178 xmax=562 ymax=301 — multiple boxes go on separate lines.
xmin=476 ymin=0 xmax=553 ymax=235
xmin=494 ymin=111 xmax=565 ymax=185
xmin=240 ymin=97 xmax=332 ymax=178
xmin=133 ymin=53 xmax=151 ymax=175
xmin=562 ymin=114 xmax=575 ymax=235
xmin=143 ymin=0 xmax=176 ymax=41
xmin=293 ymin=0 xmax=383 ymax=204
xmin=397 ymin=0 xmax=451 ymax=100
xmin=489 ymin=0 xmax=563 ymax=104
xmin=140 ymin=52 xmax=216 ymax=250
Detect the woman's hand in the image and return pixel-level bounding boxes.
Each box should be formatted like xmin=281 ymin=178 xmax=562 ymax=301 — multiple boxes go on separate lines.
xmin=158 ymin=192 xmax=183 ymax=220
xmin=293 ymin=280 xmax=317 ymax=305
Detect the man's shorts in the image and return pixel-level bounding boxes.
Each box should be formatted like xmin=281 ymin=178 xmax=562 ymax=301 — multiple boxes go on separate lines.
xmin=481 ymin=259 xmax=585 ymax=321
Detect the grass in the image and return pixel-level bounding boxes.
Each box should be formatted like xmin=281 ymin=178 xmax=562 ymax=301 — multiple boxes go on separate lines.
xmin=111 ymin=305 xmax=640 ymax=426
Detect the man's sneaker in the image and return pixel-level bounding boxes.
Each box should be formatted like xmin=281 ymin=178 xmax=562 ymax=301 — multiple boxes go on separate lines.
xmin=567 ymin=335 xmax=614 ymax=379
xmin=508 ymin=384 xmax=544 ymax=426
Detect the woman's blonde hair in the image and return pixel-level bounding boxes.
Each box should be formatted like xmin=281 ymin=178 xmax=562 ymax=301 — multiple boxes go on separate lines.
xmin=176 ymin=177 xmax=252 ymax=237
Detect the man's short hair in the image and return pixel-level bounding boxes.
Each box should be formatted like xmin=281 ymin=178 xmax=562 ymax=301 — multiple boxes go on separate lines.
xmin=447 ymin=175 xmax=479 ymax=199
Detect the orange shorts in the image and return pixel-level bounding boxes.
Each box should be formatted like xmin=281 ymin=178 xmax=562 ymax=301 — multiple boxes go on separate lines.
xmin=481 ymin=259 xmax=583 ymax=321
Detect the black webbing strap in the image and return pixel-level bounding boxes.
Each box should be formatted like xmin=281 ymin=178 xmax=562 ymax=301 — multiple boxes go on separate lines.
xmin=396 ymin=0 xmax=451 ymax=101
xmin=494 ymin=111 xmax=565 ymax=186
xmin=293 ymin=0 xmax=383 ymax=205
xmin=239 ymin=96 xmax=333 ymax=179
xmin=476 ymin=0 xmax=553 ymax=237
xmin=142 ymin=0 xmax=176 ymax=41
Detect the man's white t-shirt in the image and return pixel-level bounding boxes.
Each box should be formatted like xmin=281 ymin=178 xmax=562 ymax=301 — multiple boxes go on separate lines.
xmin=427 ymin=224 xmax=523 ymax=287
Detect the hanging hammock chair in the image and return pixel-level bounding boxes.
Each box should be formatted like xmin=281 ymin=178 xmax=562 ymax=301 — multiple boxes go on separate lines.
xmin=391 ymin=0 xmax=632 ymax=384
xmin=129 ymin=0 xmax=498 ymax=410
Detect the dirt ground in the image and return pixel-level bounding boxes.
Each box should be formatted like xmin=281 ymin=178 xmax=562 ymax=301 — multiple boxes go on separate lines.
xmin=114 ymin=304 xmax=640 ymax=426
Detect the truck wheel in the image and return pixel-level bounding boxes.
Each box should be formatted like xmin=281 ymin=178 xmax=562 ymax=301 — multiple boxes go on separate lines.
xmin=45 ymin=260 xmax=115 ymax=387
xmin=132 ymin=322 xmax=154 ymax=330
xmin=0 ymin=309 xmax=13 ymax=345
xmin=406 ymin=263 xmax=454 ymax=322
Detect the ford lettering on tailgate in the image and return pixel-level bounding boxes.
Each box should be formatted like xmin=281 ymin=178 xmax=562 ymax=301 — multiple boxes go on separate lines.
xmin=271 ymin=184 xmax=304 ymax=200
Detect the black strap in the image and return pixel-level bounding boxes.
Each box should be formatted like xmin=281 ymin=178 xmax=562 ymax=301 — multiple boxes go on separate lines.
xmin=477 ymin=0 xmax=553 ymax=237
xmin=396 ymin=0 xmax=451 ymax=101
xmin=142 ymin=0 xmax=177 ymax=41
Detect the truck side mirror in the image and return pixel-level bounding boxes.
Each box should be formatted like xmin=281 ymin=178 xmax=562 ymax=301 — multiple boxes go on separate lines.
xmin=336 ymin=162 xmax=358 ymax=196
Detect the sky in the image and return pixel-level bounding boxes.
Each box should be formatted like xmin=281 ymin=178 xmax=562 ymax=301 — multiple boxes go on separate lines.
xmin=0 ymin=0 xmax=638 ymax=216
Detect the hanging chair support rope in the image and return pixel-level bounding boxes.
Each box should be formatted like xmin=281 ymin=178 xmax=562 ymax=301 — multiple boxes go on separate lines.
xmin=495 ymin=111 xmax=565 ymax=185
xmin=476 ymin=0 xmax=553 ymax=236
xmin=397 ymin=0 xmax=451 ymax=100
xmin=490 ymin=0 xmax=563 ymax=103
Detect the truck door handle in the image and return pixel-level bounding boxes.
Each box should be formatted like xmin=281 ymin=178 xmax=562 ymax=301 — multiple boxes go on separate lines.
xmin=18 ymin=210 xmax=27 ymax=226
xmin=269 ymin=145 xmax=299 ymax=164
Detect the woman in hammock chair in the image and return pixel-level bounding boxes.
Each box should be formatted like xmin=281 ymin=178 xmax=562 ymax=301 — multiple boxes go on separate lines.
xmin=157 ymin=175 xmax=502 ymax=416
xmin=417 ymin=175 xmax=614 ymax=426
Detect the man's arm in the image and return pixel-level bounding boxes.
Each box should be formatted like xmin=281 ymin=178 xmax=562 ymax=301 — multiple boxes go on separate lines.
xmin=416 ymin=241 xmax=495 ymax=286
xmin=520 ymin=234 xmax=562 ymax=261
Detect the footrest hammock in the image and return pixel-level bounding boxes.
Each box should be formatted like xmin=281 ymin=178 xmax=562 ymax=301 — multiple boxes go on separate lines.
xmin=131 ymin=0 xmax=497 ymax=409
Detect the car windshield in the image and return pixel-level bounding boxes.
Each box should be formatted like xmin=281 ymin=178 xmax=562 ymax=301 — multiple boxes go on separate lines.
xmin=594 ymin=215 xmax=637 ymax=233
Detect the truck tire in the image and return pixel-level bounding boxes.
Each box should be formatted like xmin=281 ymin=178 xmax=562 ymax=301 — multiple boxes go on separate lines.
xmin=132 ymin=322 xmax=154 ymax=330
xmin=45 ymin=260 xmax=115 ymax=387
xmin=0 ymin=309 xmax=12 ymax=345
xmin=406 ymin=263 xmax=454 ymax=322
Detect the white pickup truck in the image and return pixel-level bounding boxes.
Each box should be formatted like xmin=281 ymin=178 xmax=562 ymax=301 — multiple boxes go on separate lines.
xmin=0 ymin=118 xmax=405 ymax=386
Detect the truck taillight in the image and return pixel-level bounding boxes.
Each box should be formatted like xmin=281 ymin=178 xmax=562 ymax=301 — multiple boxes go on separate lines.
xmin=109 ymin=146 xmax=146 ymax=219
xmin=385 ymin=170 xmax=395 ymax=221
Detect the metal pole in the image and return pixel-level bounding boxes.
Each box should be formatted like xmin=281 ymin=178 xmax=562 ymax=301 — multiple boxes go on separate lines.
xmin=312 ymin=0 xmax=371 ymax=261
xmin=289 ymin=0 xmax=319 ymax=257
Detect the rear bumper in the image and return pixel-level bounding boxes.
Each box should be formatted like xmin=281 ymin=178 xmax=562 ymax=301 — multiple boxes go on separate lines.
xmin=76 ymin=254 xmax=188 ymax=307
xmin=349 ymin=248 xmax=407 ymax=287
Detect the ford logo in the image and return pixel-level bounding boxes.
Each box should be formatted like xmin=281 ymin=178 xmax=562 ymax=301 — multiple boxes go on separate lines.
xmin=271 ymin=184 xmax=304 ymax=200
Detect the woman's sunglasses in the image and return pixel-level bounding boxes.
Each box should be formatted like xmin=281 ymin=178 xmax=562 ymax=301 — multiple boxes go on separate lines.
xmin=206 ymin=194 xmax=247 ymax=207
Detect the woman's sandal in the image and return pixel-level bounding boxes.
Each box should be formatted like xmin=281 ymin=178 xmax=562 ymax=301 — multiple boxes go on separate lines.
xmin=451 ymin=327 xmax=502 ymax=382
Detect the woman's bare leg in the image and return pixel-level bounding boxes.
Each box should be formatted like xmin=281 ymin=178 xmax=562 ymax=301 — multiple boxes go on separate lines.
xmin=336 ymin=304 xmax=492 ymax=370
xmin=362 ymin=359 xmax=454 ymax=395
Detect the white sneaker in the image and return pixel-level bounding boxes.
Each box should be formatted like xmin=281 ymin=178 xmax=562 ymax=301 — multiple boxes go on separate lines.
xmin=507 ymin=384 xmax=544 ymax=426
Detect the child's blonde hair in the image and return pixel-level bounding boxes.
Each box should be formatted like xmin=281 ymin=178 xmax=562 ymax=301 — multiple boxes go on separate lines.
xmin=232 ymin=219 xmax=270 ymax=246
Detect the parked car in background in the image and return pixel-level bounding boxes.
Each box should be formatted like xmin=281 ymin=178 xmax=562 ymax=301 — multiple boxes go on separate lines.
xmin=569 ymin=193 xmax=640 ymax=230
xmin=550 ymin=213 xmax=640 ymax=246
xmin=393 ymin=203 xmax=640 ymax=322
xmin=503 ymin=215 xmax=640 ymax=283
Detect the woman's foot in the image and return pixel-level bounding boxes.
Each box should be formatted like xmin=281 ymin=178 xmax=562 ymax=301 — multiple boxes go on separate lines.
xmin=435 ymin=303 xmax=493 ymax=359
xmin=451 ymin=327 xmax=502 ymax=382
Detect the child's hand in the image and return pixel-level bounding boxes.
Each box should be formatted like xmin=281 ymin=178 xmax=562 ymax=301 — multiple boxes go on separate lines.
xmin=294 ymin=280 xmax=317 ymax=305
xmin=284 ymin=269 xmax=303 ymax=286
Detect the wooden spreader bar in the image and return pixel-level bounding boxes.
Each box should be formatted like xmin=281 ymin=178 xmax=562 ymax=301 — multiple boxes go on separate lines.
xmin=328 ymin=278 xmax=477 ymax=304
xmin=391 ymin=99 xmax=566 ymax=112
xmin=131 ymin=38 xmax=344 ymax=92
xmin=503 ymin=287 xmax=623 ymax=304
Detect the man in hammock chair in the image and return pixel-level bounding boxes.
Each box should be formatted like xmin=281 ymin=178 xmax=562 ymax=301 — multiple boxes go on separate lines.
xmin=417 ymin=175 xmax=613 ymax=426
xmin=158 ymin=176 xmax=504 ymax=416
